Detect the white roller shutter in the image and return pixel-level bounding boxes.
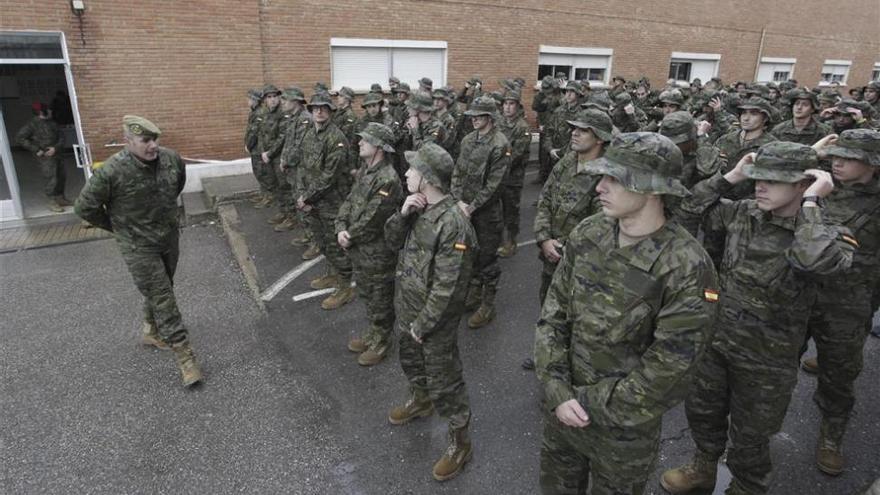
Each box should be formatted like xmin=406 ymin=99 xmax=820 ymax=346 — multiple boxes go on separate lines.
xmin=331 ymin=47 xmax=390 ymax=91
xmin=392 ymin=48 xmax=445 ymax=89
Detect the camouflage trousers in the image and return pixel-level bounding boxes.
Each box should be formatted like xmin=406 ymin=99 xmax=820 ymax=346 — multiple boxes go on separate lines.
xmin=398 ymin=317 xmax=471 ymax=432
xmin=304 ymin=201 xmax=352 ymax=283
xmin=538 ymin=132 xmax=552 ymax=183
xmin=806 ymin=290 xmax=874 ymax=439
xmin=500 ymin=165 xmax=526 ymax=240
xmin=539 ymin=256 xmax=559 ymax=306
xmin=349 ymin=244 xmax=396 ymax=351
xmin=119 ymin=242 xmax=188 ymax=345
xmin=251 ymin=154 xmax=278 ymax=195
xmin=273 ymin=162 xmax=292 ymax=212
xmin=36 ymin=154 xmax=66 ymax=197
xmin=468 ymin=201 xmax=503 ymax=297
xmin=540 ymin=413 xmax=660 ymax=494
xmin=685 ymin=345 xmax=797 ymax=495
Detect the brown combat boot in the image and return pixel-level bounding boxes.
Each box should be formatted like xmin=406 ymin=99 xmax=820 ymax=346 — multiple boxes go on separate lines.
xmin=660 ymin=455 xmax=717 ymax=494
xmin=432 ymin=426 xmax=473 ymax=481
xmin=816 ymin=419 xmax=845 ymax=476
xmin=290 ymin=231 xmax=311 ymax=247
xmin=801 ymin=356 xmax=819 ymax=375
xmin=321 ymin=286 xmax=356 ymax=310
xmin=274 ymin=215 xmax=298 ymax=232
xmin=357 ymin=345 xmax=387 ymax=366
xmin=497 ymin=240 xmax=517 ymax=258
xmin=171 ymin=341 xmax=203 ymax=387
xmin=301 ymin=243 xmax=321 ymax=260
xmin=348 ymin=338 xmax=368 ymax=353
xmin=388 ymin=395 xmax=434 ymax=425
xmin=141 ymin=322 xmax=169 ymax=350
xmin=253 ymin=194 xmax=274 ymax=209
xmin=267 ymin=212 xmax=286 ymax=224
xmin=310 ymin=273 xmax=338 ymax=290
xmin=468 ymin=304 xmax=496 ymax=329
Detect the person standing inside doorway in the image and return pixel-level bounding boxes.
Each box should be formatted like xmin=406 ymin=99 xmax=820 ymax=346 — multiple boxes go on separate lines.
xmin=16 ymin=102 xmax=68 ymax=212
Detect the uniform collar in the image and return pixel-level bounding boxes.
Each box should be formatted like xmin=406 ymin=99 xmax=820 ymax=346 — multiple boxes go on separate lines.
xmin=422 ymin=195 xmax=455 ymax=223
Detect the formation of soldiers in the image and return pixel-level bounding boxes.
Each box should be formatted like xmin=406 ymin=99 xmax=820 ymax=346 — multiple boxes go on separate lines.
xmin=70 ymin=71 xmax=879 ymax=494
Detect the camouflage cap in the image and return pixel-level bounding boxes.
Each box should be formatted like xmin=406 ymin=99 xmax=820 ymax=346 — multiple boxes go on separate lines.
xmin=306 ymin=92 xmax=336 ymax=111
xmin=566 ymin=108 xmax=614 ymax=143
xmin=431 ymin=87 xmax=454 ymax=103
xmin=502 ymin=89 xmax=522 ymax=104
xmin=513 ymin=77 xmax=526 ymax=88
xmin=818 ymin=92 xmax=840 ymax=104
xmin=281 ymin=86 xmax=306 ymax=102
xmin=691 ymin=78 xmax=703 ymax=87
xmin=743 ymin=142 xmax=817 ymax=183
xmin=123 ymin=115 xmax=161 ymax=138
xmin=581 ymin=91 xmax=612 ymax=113
xmin=638 ymin=76 xmax=651 ymax=89
xmin=465 ymin=95 xmax=499 ymax=118
xmin=467 ymin=76 xmax=482 ymax=86
xmin=247 ymin=88 xmax=262 ymax=100
xmin=337 ymin=86 xmax=355 ymax=100
xmin=564 ymin=81 xmax=587 ymax=96
xmin=744 ymin=84 xmax=770 ymax=99
xmin=834 ymin=98 xmax=871 ymax=115
xmin=659 ymin=111 xmax=697 ymax=145
xmin=361 ymin=92 xmax=384 ymax=108
xmin=489 ymin=90 xmax=505 ymax=105
xmin=612 ymin=75 xmax=626 ymax=83
xmin=612 ymin=91 xmax=633 ymax=106
xmin=369 ymin=83 xmax=383 ymax=93
xmin=261 ymin=84 xmax=281 ymax=96
xmin=498 ymin=78 xmax=515 ymax=91
xmin=357 ymin=122 xmax=396 ymax=153
xmin=419 ymin=77 xmax=433 ymax=88
xmin=540 ymin=75 xmax=556 ymax=90
xmin=824 ymin=129 xmax=880 ymax=167
xmin=866 ymin=81 xmax=880 ymax=92
xmin=584 ymin=132 xmax=689 ymax=197
xmin=788 ymin=88 xmax=819 ymax=110
xmin=737 ymin=96 xmax=773 ymax=120
xmin=555 ymin=71 xmax=568 ymax=79
xmin=392 ymin=82 xmax=411 ymax=94
xmin=404 ymin=142 xmax=454 ymax=192
xmin=313 ymin=82 xmax=329 ymax=92
xmin=658 ymin=89 xmax=685 ymax=107
xmin=388 ymin=76 xmax=400 ymax=85
xmin=405 ymin=91 xmax=434 ymax=112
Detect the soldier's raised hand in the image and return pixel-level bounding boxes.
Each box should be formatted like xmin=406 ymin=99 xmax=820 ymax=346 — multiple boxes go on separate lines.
xmin=709 ymin=97 xmax=722 ymax=112
xmin=401 ymin=193 xmax=427 ymax=216
xmin=697 ymin=120 xmax=712 ymax=137
xmin=803 ymin=169 xmax=834 ymax=198
xmin=724 ymin=152 xmax=755 ymax=185
xmin=811 ymin=134 xmax=838 ymax=157
xmin=555 ymin=399 xmax=590 ymax=428
xmin=624 ymin=103 xmax=635 ymax=115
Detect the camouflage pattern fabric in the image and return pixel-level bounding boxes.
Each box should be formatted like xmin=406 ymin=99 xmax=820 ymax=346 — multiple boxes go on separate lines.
xmin=255 ymin=105 xmax=283 ymax=195
xmin=280 ymin=108 xmax=313 ymax=210
xmin=74 ymin=147 xmax=189 ymax=345
xmin=771 ymin=118 xmax=832 ymax=146
xmin=497 ymin=112 xmax=532 ymax=240
xmin=714 ymin=129 xmax=778 ymax=200
xmin=385 ymin=195 xmax=477 ymax=432
xmin=15 ymin=116 xmax=65 ymax=197
xmin=534 ymin=214 xmax=719 ymax=495
xmin=532 ymin=89 xmax=561 ymax=182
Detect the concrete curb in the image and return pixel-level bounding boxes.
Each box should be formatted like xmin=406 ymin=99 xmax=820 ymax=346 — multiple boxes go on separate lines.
xmin=217 ymin=203 xmax=266 ymax=313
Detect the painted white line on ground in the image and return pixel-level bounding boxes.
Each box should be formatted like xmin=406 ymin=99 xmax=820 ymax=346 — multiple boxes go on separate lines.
xmin=260 ymin=255 xmax=325 ymax=301
xmin=517 ymin=238 xmax=538 ymax=247
xmin=292 ymin=282 xmax=357 ymax=303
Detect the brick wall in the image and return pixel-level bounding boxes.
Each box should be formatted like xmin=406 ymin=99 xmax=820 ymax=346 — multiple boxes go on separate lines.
xmin=2 ymin=0 xmax=878 ymax=161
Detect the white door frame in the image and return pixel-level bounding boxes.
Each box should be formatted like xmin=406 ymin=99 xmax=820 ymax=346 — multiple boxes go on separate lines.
xmin=0 ymin=108 xmax=23 ymax=221
xmin=0 ymin=30 xmax=89 ymax=221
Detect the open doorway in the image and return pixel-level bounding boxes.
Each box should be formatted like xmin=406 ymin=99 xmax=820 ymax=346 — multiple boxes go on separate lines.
xmin=0 ymin=31 xmax=88 ymax=224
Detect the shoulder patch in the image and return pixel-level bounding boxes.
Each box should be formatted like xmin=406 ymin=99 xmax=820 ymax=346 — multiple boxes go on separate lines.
xmin=378 ymin=188 xmax=390 ymax=197
xmin=337 ymin=142 xmax=345 ymax=148
xmin=840 ymin=234 xmax=859 ymax=248
xmin=454 ymin=242 xmax=468 ymax=252
xmin=505 ymin=150 xmax=512 ymax=156
xmin=704 ymin=288 xmax=720 ymax=303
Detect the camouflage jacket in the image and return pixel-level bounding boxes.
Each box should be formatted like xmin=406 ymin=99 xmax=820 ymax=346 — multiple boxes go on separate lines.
xmin=678 ymin=173 xmax=855 ymax=367
xmin=533 ymin=151 xmax=601 ymax=244
xmin=818 ymin=178 xmax=880 ymax=292
xmin=74 ymin=148 xmax=185 ymax=252
xmin=15 ymin=117 xmax=63 ymax=155
xmin=385 ymin=195 xmax=478 ymax=339
xmin=244 ymin=106 xmax=263 ymax=154
xmin=434 ymin=109 xmax=458 ymax=154
xmin=695 ymin=111 xmax=736 ymax=143
xmin=332 ymin=106 xmax=359 ymax=144
xmin=335 ymin=158 xmax=403 ymax=246
xmin=534 ymin=214 xmax=719 ymax=428
xmin=451 ymin=127 xmax=511 ymax=211
xmin=497 ymin=115 xmax=531 ymax=185
xmin=411 ymin=116 xmax=449 ymax=152
xmin=256 ymin=105 xmax=284 ymax=161
xmin=771 ymin=118 xmax=832 ymax=146
xmin=532 ymin=91 xmax=561 ymax=127
xmin=714 ymin=129 xmax=779 ymax=200
xmin=280 ymin=108 xmax=313 ymax=168
xmin=297 ymin=122 xmax=351 ymax=207
xmin=612 ymin=106 xmax=648 ymax=133
xmin=545 ymin=102 xmax=580 ymax=151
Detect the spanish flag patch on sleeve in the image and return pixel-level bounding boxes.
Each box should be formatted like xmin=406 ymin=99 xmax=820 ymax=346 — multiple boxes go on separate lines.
xmin=704 ymin=289 xmax=720 ymax=303
xmin=378 ymin=189 xmax=390 ymax=197
xmin=840 ymin=234 xmax=859 ymax=248
xmin=454 ymin=242 xmax=468 ymax=252
xmin=505 ymin=150 xmax=512 ymax=156
xmin=337 ymin=142 xmax=345 ymax=147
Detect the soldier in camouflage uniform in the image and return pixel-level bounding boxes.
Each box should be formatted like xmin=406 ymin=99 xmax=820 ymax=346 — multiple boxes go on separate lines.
xmin=405 ymin=91 xmax=450 ymax=153
xmin=611 ymin=92 xmax=648 ymax=133
xmin=15 ymin=103 xmax=67 ymax=212
xmin=545 ymin=82 xmax=587 ymax=165
xmin=660 ymin=111 xmax=726 ymax=189
xmin=451 ymin=96 xmax=511 ymax=329
xmin=254 ymin=84 xmax=283 ymax=209
xmin=245 ymin=88 xmax=267 ymax=207
xmin=297 ymin=93 xmax=355 ymax=310
xmin=496 ymin=89 xmax=532 ymax=258
xmin=535 ymin=132 xmax=719 ymax=495
xmin=799 ymin=130 xmax=880 ymax=476
xmin=384 ymin=142 xmax=477 ymax=482
xmin=266 ymin=87 xmax=308 ymax=232
xmin=332 ymin=87 xmax=361 ymax=176
xmin=358 ymin=92 xmax=393 ymax=130
xmin=277 ymin=87 xmax=313 ymax=240
xmin=335 ymin=123 xmax=403 ymax=366
xmin=532 ymin=75 xmax=562 ymax=184
xmin=692 ymin=90 xmax=737 ymax=143
xmin=75 ymin=116 xmax=202 ymax=387
xmin=864 ymin=81 xmax=880 ymax=117
xmin=771 ymin=89 xmax=832 ymax=145
xmin=662 ymin=142 xmax=855 ymax=495
xmin=824 ymin=99 xmax=877 ymax=134
xmin=432 ymin=87 xmax=459 ymax=155
xmin=714 ymin=97 xmax=779 ymax=200
xmin=388 ymin=82 xmax=410 ymax=129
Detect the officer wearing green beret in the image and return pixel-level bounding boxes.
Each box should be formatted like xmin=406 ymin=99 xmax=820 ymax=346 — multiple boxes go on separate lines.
xmin=535 ymin=132 xmax=718 ymax=495
xmin=75 ymin=115 xmax=203 ymax=388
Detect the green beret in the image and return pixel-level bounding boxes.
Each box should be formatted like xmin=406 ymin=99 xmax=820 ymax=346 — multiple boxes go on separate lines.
xmin=123 ymin=115 xmax=161 ymax=138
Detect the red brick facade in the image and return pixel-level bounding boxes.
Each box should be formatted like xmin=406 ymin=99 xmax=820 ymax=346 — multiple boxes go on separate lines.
xmin=2 ymin=0 xmax=878 ymax=161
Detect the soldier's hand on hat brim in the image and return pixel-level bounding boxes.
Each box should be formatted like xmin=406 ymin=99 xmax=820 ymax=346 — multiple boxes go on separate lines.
xmin=845 ymin=107 xmax=863 ymax=120
xmin=811 ymin=134 xmax=838 ymax=157
xmin=555 ymin=399 xmax=591 ymax=428
xmin=803 ymin=169 xmax=834 ymax=198
xmin=725 ymin=152 xmax=755 ymax=185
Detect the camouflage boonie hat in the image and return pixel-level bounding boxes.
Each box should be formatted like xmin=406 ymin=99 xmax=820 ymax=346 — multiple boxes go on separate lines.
xmin=555 ymin=71 xmax=568 ymax=79
xmin=566 ymin=109 xmax=614 ymax=142
xmin=419 ymin=77 xmax=433 ymax=88
xmin=583 ymin=132 xmax=689 ymax=197
xmin=502 ymin=89 xmax=522 ymax=104
xmin=369 ymin=83 xmax=383 ymax=94
xmin=357 ymin=122 xmax=396 ymax=153
xmin=431 ymin=87 xmax=454 ymax=103
xmin=388 ymin=76 xmax=400 ymax=85
xmin=405 ymin=142 xmax=454 ymax=192
xmin=866 ymin=81 xmax=880 ymax=92
xmin=488 ymin=90 xmax=504 ymax=105
xmin=744 ymin=84 xmax=770 ymax=99
xmin=361 ymin=92 xmax=384 ymax=108
xmin=540 ymin=75 xmax=556 ymax=90
xmin=467 ymin=76 xmax=482 ymax=86
xmin=737 ymin=97 xmax=773 ymax=120
xmin=788 ymin=88 xmax=819 ymax=110
xmin=513 ymin=77 xmax=526 ymax=88
xmin=392 ymin=82 xmax=411 ymax=94
xmin=824 ymin=129 xmax=880 ymax=167
xmin=306 ymin=92 xmax=336 ymax=111
xmin=405 ymin=91 xmax=434 ymax=112
xmin=818 ymin=92 xmax=840 ymax=105
xmin=261 ymin=84 xmax=281 ymax=96
xmin=313 ymin=82 xmax=329 ymax=92
xmin=659 ymin=111 xmax=697 ymax=145
xmin=612 ymin=75 xmax=626 ymax=84
xmin=743 ymin=142 xmax=817 ymax=183
xmin=464 ymin=95 xmax=499 ymax=118
xmin=659 ymin=89 xmax=685 ymax=107
xmin=564 ymin=81 xmax=587 ymax=96
xmin=498 ymin=78 xmax=516 ymax=91
xmin=833 ymin=98 xmax=871 ymax=115
xmin=123 ymin=115 xmax=161 ymax=138
xmin=612 ymin=91 xmax=633 ymax=107
xmin=337 ymin=87 xmax=355 ymax=100
xmin=247 ymin=88 xmax=262 ymax=100
xmin=581 ymin=92 xmax=612 ymax=113
xmin=281 ymin=87 xmax=306 ymax=102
